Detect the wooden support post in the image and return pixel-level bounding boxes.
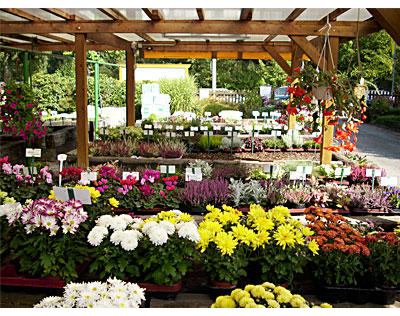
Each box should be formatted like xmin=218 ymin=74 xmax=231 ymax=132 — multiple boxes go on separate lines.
xmin=320 ymin=37 xmax=339 ymax=165
xmin=288 ymin=43 xmax=304 ymax=130
xmin=126 ymin=46 xmax=136 ymax=126
xmin=75 ymin=33 xmax=89 ymax=169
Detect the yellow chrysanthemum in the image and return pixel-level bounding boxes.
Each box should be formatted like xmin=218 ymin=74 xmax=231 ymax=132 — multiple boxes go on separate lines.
xmin=108 ymin=197 xmax=119 ymax=208
xmin=218 ymin=211 xmax=240 ymax=226
xmin=300 ymin=304 xmax=310 ymax=308
xmin=199 ymin=220 xmax=223 ymax=236
xmin=252 ymin=217 xmax=275 ymax=231
xmin=251 ymin=231 xmax=271 ymax=249
xmin=289 ymin=218 xmax=303 ymax=229
xmin=312 ymin=306 xmax=321 ymax=308
xmin=197 ymin=228 xmax=213 ymax=252
xmin=234 ymin=290 xmax=250 ymax=302
xmin=247 ymin=204 xmax=266 ymax=222
xmin=238 ymin=228 xmax=257 ymax=247
xmin=256 ymin=304 xmax=266 ymax=308
xmin=320 ymin=303 xmax=333 ymax=308
xmin=245 ymin=302 xmax=258 ymax=308
xmin=299 ymin=225 xmax=314 ymax=237
xmin=215 ymin=231 xmax=238 ymax=256
xmin=178 ymin=213 xmax=193 ymax=222
xmin=219 ymin=297 xmax=236 ymax=308
xmin=273 ymin=286 xmax=290 ymax=295
xmin=222 ymin=204 xmax=243 ymax=217
xmin=270 ymin=205 xmax=291 ymax=218
xmin=290 ymin=297 xmax=304 ymax=308
xmin=250 ymin=285 xmax=265 ymax=298
xmin=308 ymin=239 xmax=319 ymax=256
xmin=262 ymin=282 xmax=275 ymax=289
xmin=294 ymin=230 xmax=305 ymax=246
xmin=292 ymin=294 xmax=306 ymax=303
xmin=262 ymin=291 xmax=275 ymax=300
xmin=273 ymin=225 xmax=296 ymax=249
xmin=215 ymin=296 xmax=227 ymax=307
xmin=267 ymin=299 xmax=280 ymax=308
xmin=211 ymin=303 xmax=216 ymax=308
xmin=276 ymin=293 xmax=291 ymax=304
xmin=239 ymin=297 xmax=254 ymax=308
xmin=244 ymin=285 xmax=255 ymax=292
xmin=230 ymin=289 xmax=243 ymax=301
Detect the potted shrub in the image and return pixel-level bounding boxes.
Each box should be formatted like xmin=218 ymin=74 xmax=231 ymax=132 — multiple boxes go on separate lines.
xmin=137 ymin=142 xmax=159 ymax=158
xmin=303 ymin=140 xmax=321 ymax=152
xmin=158 ymin=139 xmax=187 ymax=159
xmin=284 ymin=185 xmax=313 ymax=211
xmin=180 ymin=178 xmax=231 ymax=214
xmin=199 ymin=135 xmax=222 ymax=153
xmin=281 ymin=134 xmax=304 ymax=152
xmin=243 ymin=137 xmax=264 ymax=152
xmin=211 ymin=165 xmax=249 ymax=181
xmin=385 ymin=187 xmax=400 ymax=214
xmin=262 ymin=138 xmax=285 ymax=152
xmin=211 ymin=282 xmax=332 ymax=308
xmin=220 ymin=136 xmax=243 ymax=153
xmin=228 ymin=179 xmax=266 ymax=210
xmin=88 ymin=211 xmax=200 ymax=296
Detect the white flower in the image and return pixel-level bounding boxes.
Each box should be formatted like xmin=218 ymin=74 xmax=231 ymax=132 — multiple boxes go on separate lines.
xmin=49 ymin=225 xmax=60 ymax=236
xmin=177 ymin=222 xmax=201 ymax=242
xmin=127 ymin=283 xmax=146 ymax=304
xmin=62 ymin=224 xmax=75 ymax=234
xmin=147 ymin=226 xmax=169 ymax=246
xmin=118 ymin=214 xmax=134 ymax=225
xmin=141 ymin=221 xmax=158 ymax=234
xmin=95 ymin=215 xmax=114 ymax=227
xmin=130 ymin=218 xmax=144 ymax=229
xmin=87 ymin=226 xmax=108 ymax=246
xmin=170 ymin=209 xmax=183 ymax=216
xmin=110 ymin=230 xmax=124 ymax=245
xmin=42 ymin=216 xmax=58 ymax=229
xmin=159 ymin=220 xmax=175 ymax=235
xmin=109 ymin=217 xmax=128 ymax=231
xmin=120 ymin=231 xmax=139 ymax=251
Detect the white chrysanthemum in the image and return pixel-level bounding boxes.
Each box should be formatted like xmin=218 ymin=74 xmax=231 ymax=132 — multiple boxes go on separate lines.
xmin=5 ymin=203 xmax=23 ymax=224
xmin=24 ymin=224 xmax=35 ymax=234
xmin=170 ymin=209 xmax=183 ymax=216
xmin=118 ymin=214 xmax=134 ymax=225
xmin=108 ymin=289 xmax=128 ymax=302
xmin=130 ymin=217 xmax=144 ymax=229
xmin=147 ymin=226 xmax=169 ymax=246
xmin=177 ymin=222 xmax=201 ymax=242
xmin=49 ymin=225 xmax=60 ymax=236
xmin=107 ymin=277 xmax=125 ymax=288
xmin=110 ymin=230 xmax=124 ymax=245
xmin=127 ymin=283 xmax=146 ymax=304
xmin=159 ymin=220 xmax=175 ymax=235
xmin=87 ymin=281 xmax=107 ymax=295
xmin=141 ymin=221 xmax=158 ymax=234
xmin=87 ymin=226 xmax=108 ymax=246
xmin=109 ymin=217 xmax=128 ymax=231
xmin=36 ymin=296 xmax=63 ymax=308
xmin=120 ymin=232 xmax=138 ymax=251
xmin=92 ymin=298 xmax=113 ymax=308
xmin=95 ymin=215 xmax=114 ymax=227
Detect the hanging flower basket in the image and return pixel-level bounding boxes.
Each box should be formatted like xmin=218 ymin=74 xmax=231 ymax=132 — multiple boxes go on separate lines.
xmin=312 ymin=84 xmax=332 ymax=100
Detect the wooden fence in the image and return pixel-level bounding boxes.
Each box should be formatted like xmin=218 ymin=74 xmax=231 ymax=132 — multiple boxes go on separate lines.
xmin=209 ymin=90 xmax=247 ymax=104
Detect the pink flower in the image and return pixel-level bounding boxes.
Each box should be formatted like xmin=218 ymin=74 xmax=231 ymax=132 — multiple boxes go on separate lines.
xmin=2 ymin=163 xmax=12 ymax=174
xmin=160 ymin=190 xmax=166 ymax=199
xmin=6 ymin=89 xmax=11 ymax=94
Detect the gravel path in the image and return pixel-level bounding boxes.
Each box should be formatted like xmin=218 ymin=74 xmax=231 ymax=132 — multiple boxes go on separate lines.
xmin=354 ymin=124 xmax=400 ymax=179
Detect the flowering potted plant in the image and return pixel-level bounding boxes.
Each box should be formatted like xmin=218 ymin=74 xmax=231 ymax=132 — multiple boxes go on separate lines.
xmin=34 ymin=278 xmax=146 ymax=308
xmin=246 ymin=205 xmax=318 ymax=286
xmin=88 ymin=211 xmax=200 ymax=291
xmin=197 ymin=205 xmax=249 ymax=288
xmin=211 ymin=282 xmax=332 ymax=308
xmin=262 ymin=138 xmax=285 ymax=152
xmin=158 ymin=139 xmax=187 ymax=159
xmin=180 ymin=178 xmax=231 ymax=213
xmin=3 ymin=198 xmax=91 ymax=283
xmin=284 ymin=185 xmax=313 ymax=210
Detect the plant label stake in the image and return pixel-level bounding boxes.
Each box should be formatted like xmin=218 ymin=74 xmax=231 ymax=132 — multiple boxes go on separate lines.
xmin=262 ymin=112 xmax=268 ymax=124
xmin=271 ymin=130 xmax=281 ymax=153
xmin=53 ymin=186 xmax=92 ymax=204
xmin=296 ymin=166 xmax=312 ymax=184
xmin=26 ymin=148 xmax=41 ymax=175
xmin=122 ymin=171 xmax=139 ymax=181
xmin=252 ymin=111 xmax=260 ymax=121
xmin=204 ymin=112 xmax=211 ymax=120
xmin=380 ymin=176 xmax=398 ymax=187
xmin=335 ymin=167 xmax=351 ymax=185
xmin=312 ymin=132 xmax=320 ymax=153
xmin=160 ymin=165 xmax=175 ymax=178
xmin=264 ymin=165 xmax=279 ymax=179
xmin=213 ymin=125 xmax=221 ymax=132
xmin=366 ymin=169 xmax=382 ymax=189
xmin=57 ymin=154 xmax=67 ymax=186
xmin=185 ymin=167 xmax=202 ymax=181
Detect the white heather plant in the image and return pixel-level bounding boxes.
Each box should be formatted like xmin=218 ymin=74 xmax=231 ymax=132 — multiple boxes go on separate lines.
xmin=220 ymin=136 xmax=243 ymax=150
xmin=187 ymin=160 xmax=213 ymax=178
xmin=229 ymin=179 xmax=267 ymax=207
xmin=33 ymin=278 xmax=146 ymax=308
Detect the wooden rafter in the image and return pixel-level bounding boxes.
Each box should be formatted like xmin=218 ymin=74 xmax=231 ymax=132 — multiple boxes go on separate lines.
xmin=320 ymin=8 xmax=350 ymax=22
xmin=41 ymin=8 xmax=78 ymax=21
xmin=1 ymin=20 xmax=380 ymax=38
xmin=290 ymin=35 xmax=327 ymax=67
xmin=142 ymin=8 xmax=164 ymax=21
xmin=264 ymin=8 xmax=306 ymax=42
xmin=367 ymin=8 xmax=400 ymax=45
xmin=0 ymin=42 xmax=123 ymax=51
xmin=196 ymin=8 xmax=205 ymax=21
xmin=97 ymin=8 xmax=154 ymax=42
xmin=263 ymin=45 xmax=291 ymax=75
xmin=0 ymin=33 xmax=50 ymax=44
xmin=240 ymin=8 xmax=253 ymax=21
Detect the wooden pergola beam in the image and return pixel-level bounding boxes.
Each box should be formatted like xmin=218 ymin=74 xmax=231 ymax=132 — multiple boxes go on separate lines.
xmin=0 ymin=42 xmax=123 ymax=51
xmin=240 ymin=8 xmax=253 ymax=21
xmin=196 ymin=8 xmax=205 ymax=21
xmin=41 ymin=8 xmax=78 ymax=21
xmin=264 ymin=8 xmax=306 ymax=42
xmin=142 ymin=8 xmax=164 ymax=21
xmin=0 ymin=20 xmax=380 ymax=37
xmin=263 ymin=45 xmax=291 ymax=75
xmin=0 ymin=33 xmax=51 ymax=44
xmin=320 ymin=8 xmax=350 ymax=22
xmin=86 ymin=32 xmax=129 ymax=50
xmin=290 ymin=35 xmax=328 ymax=67
xmin=367 ymin=8 xmax=400 ymax=45
xmin=75 ymin=33 xmax=89 ymax=169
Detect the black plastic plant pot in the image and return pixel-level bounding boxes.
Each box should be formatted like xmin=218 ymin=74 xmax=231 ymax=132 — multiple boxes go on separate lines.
xmin=190 ymin=207 xmax=206 ymax=215
xmin=374 ymin=287 xmax=399 ymax=305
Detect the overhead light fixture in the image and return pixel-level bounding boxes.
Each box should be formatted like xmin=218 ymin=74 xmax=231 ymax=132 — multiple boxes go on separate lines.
xmin=163 ymin=33 xmax=250 ymax=39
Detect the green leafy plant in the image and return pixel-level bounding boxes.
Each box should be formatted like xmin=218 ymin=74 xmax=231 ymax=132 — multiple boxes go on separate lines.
xmin=263 ymin=138 xmax=285 ymax=149
xmin=199 ymin=135 xmax=222 ymax=149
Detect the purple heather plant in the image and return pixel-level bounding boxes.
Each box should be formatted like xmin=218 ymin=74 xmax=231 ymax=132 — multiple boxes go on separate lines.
xmin=284 ymin=185 xmax=313 ymax=205
xmin=158 ymin=140 xmax=187 ymax=159
xmin=137 ymin=142 xmax=159 ymax=158
xmin=211 ymin=165 xmax=249 ymax=180
xmin=244 ymin=136 xmax=265 ymax=152
xmin=350 ymin=165 xmax=387 ymax=184
xmin=180 ymin=178 xmax=231 ymax=208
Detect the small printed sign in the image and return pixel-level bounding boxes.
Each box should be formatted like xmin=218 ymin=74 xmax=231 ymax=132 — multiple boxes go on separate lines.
xmin=288 ymin=130 xmax=299 ymax=136
xmin=204 ymin=112 xmax=211 ymax=117
xmin=366 ymin=169 xmax=382 ymax=177
xmin=57 ymin=154 xmax=67 ymax=162
xmin=213 ymin=125 xmax=221 ymax=131
xmin=176 ymin=126 xmax=184 ymax=131
xmin=185 ymin=167 xmax=202 ymax=181
xmin=252 ymin=111 xmax=260 ymax=117
xmin=166 ymin=125 xmax=173 ymax=130
xmin=235 ymin=126 xmax=242 ymax=131
xmin=122 ymin=172 xmax=139 ymax=180
xmin=264 ymin=165 xmax=279 ymax=174
xmin=154 ymin=124 xmax=162 ymax=129
xmin=271 ymin=130 xmax=282 ymax=137
xmin=312 ymin=132 xmax=320 ymax=138
xmin=381 ymin=176 xmax=398 ymax=187
xmin=200 ymin=126 xmax=208 ymax=131
xmin=233 ymin=132 xmax=238 ymax=137
xmin=203 ymin=131 xmax=213 ymax=136
xmin=73 ymin=189 xmax=92 ymax=205
xmin=160 ymin=165 xmax=176 ymax=174
xmin=190 ymin=126 xmax=199 ymax=132
xmin=53 ymin=186 xmax=70 ymax=202
xmin=144 ymin=124 xmax=152 ymax=129
xmin=25 ymin=148 xmax=41 ymax=158
xmin=262 ymin=112 xmax=269 ymax=117
xmin=225 ymin=126 xmax=233 ymax=132
xmin=144 ymin=130 xmax=153 ymax=136
xmin=296 ymin=166 xmax=313 ymax=175
xmin=23 ymin=167 xmax=37 ymax=175
xmin=334 ymin=167 xmax=351 ymax=177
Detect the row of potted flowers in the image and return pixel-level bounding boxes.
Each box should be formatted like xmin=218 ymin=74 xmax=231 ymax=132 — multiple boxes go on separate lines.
xmin=1 ymin=156 xmax=398 ymax=214
xmin=1 ymin=198 xmax=399 ymax=303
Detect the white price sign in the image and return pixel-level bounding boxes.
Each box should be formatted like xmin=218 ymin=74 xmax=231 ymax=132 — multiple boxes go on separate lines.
xmin=203 ymin=131 xmax=213 ymax=136
xmin=380 ymin=176 xmax=398 ymax=187
xmin=366 ymin=169 xmax=382 ymax=177
xmin=200 ymin=126 xmax=208 ymax=131
xmin=213 ymin=125 xmax=221 ymax=131
xmin=160 ymin=165 xmax=176 ymax=174
xmin=122 ymin=172 xmax=139 ymax=180
xmin=271 ymin=130 xmax=281 ymax=137
xmin=144 ymin=130 xmax=153 ymax=136
xmin=288 ymin=130 xmax=299 ymax=136
xmin=296 ymin=166 xmax=313 ymax=175
xmin=264 ymin=165 xmax=279 ymax=174
xmin=334 ymin=167 xmax=351 ymax=177
xmin=204 ymin=111 xmax=211 ymax=117
xmin=26 ymin=148 xmax=41 ymax=158
xmin=176 ymin=126 xmax=184 ymax=131
xmin=262 ymin=112 xmax=269 ymax=117
xmin=190 ymin=126 xmax=199 ymax=132
xmin=185 ymin=167 xmax=202 ymax=181
xmin=252 ymin=111 xmax=260 ymax=116
xmin=166 ymin=125 xmax=173 ymax=130
xmin=144 ymin=124 xmax=152 ymax=129
xmin=235 ymin=126 xmax=242 ymax=131
xmin=225 ymin=126 xmax=233 ymax=132
xmin=23 ymin=167 xmax=37 ymax=175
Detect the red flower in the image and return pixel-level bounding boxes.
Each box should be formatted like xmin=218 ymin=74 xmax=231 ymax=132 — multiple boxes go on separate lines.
xmin=313 ymin=134 xmax=323 ymax=144
xmin=294 ymin=67 xmax=301 ymax=73
xmin=286 ymin=106 xmax=299 ymax=115
xmin=303 ymin=95 xmax=312 ymax=103
xmin=298 ymin=116 xmax=305 ymax=121
xmin=286 ymin=77 xmax=292 ymax=83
